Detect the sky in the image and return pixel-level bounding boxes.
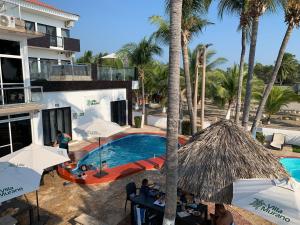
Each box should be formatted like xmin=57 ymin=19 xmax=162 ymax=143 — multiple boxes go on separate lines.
xmin=44 ymin=0 xmax=300 ymax=69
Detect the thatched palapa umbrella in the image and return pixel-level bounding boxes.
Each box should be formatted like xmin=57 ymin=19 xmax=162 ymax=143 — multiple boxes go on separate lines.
xmin=177 ymin=120 xmax=288 ymax=204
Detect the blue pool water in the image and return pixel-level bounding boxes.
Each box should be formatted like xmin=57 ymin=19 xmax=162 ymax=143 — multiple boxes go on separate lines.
xmin=74 ymin=134 xmax=167 ymax=171
xmin=280 ymin=158 xmax=300 ymax=182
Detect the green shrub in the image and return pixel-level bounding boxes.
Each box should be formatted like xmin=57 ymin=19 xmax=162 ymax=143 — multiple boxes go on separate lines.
xmin=134 ymin=116 xmax=142 ymax=128
xmin=292 ymin=145 xmax=300 ymax=153
xmin=256 ymin=132 xmax=265 ymax=144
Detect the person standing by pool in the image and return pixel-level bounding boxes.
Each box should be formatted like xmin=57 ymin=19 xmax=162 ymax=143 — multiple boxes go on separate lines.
xmin=54 ymin=130 xmax=71 ymax=154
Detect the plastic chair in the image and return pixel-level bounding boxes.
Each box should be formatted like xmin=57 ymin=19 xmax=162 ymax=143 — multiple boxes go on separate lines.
xmin=124 ymin=182 xmax=138 ymax=213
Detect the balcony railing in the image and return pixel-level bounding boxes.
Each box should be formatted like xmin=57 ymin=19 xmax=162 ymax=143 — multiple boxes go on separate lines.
xmin=97 ymin=67 xmax=137 ymax=81
xmin=28 ymin=35 xmax=80 ymax=52
xmin=30 ymin=64 xmax=92 ymax=81
xmin=0 ymin=86 xmax=43 ymax=106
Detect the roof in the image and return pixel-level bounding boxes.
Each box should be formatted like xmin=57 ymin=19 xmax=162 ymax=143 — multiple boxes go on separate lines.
xmin=171 ymin=120 xmax=288 ymax=204
xmin=24 ymin=0 xmax=79 ymax=17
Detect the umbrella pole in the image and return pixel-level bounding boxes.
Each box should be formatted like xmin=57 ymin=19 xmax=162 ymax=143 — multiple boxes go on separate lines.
xmin=99 ymin=137 xmax=102 ymax=175
xmin=36 ymin=190 xmax=40 ymax=221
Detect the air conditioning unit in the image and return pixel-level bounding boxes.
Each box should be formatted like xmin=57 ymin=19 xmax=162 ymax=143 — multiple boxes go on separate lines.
xmin=65 ymin=20 xmax=74 ymax=28
xmin=0 ymin=15 xmax=15 ymax=28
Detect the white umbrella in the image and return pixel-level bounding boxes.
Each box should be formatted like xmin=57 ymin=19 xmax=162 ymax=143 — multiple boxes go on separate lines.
xmin=233 ymin=179 xmax=300 ymax=225
xmin=0 ymin=144 xmax=70 ymax=221
xmin=0 ymin=144 xmax=70 ymax=172
xmin=0 ymin=162 xmax=41 ymax=203
xmin=101 ymin=53 xmax=117 ymax=59
xmin=74 ymin=119 xmax=125 ymax=138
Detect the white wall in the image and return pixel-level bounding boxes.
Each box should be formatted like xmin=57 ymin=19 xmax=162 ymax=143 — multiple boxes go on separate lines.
xmin=32 ymin=88 xmax=127 ymax=144
xmin=257 ymin=127 xmax=300 ymax=146
xmin=28 ymin=48 xmax=73 ymax=62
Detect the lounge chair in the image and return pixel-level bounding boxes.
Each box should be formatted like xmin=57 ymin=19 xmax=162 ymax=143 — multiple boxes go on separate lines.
xmin=270 ymin=133 xmax=285 ymax=150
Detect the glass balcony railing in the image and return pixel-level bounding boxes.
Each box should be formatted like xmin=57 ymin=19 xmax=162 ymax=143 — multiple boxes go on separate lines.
xmin=97 ymin=67 xmax=136 ymax=81
xmin=30 ymin=64 xmax=92 ymax=81
xmin=0 ymin=86 xmax=43 ymax=106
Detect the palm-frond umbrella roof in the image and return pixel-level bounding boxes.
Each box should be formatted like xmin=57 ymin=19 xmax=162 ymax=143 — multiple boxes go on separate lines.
xmin=177 ymin=120 xmax=288 ymax=204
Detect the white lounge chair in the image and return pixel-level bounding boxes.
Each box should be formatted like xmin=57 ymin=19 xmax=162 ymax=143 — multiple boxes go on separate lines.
xmin=270 ymin=133 xmax=285 ymax=150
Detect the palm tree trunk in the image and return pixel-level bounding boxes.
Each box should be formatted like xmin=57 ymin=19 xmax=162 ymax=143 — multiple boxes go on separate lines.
xmin=235 ymin=27 xmax=247 ymax=124
xmin=201 ymin=47 xmax=207 ymax=129
xmin=163 ymin=0 xmax=182 ymax=224
xmin=226 ymin=102 xmax=234 ymax=120
xmin=182 ymin=37 xmax=196 ymax=134
xmin=251 ymin=24 xmax=294 ymax=136
xmin=140 ymin=69 xmax=145 ymax=128
xmin=242 ymin=16 xmax=260 ymax=129
xmin=193 ymin=49 xmax=200 ymax=132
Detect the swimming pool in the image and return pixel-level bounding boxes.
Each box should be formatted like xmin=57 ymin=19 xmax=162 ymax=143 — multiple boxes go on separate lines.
xmin=74 ymin=134 xmax=167 ymax=172
xmin=280 ymin=158 xmax=300 ymax=182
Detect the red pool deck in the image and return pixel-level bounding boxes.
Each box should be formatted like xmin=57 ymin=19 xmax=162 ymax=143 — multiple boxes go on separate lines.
xmin=57 ymin=132 xmax=187 ymax=184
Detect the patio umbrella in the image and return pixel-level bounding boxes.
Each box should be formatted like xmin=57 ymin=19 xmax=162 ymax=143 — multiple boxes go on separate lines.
xmin=0 ymin=162 xmax=41 ymax=203
xmin=0 ymin=144 xmax=70 ymax=172
xmin=101 ymin=53 xmax=117 ymax=59
xmin=0 ymin=145 xmax=70 ymax=221
xmin=233 ymin=179 xmax=300 ymax=225
xmin=175 ymin=120 xmax=288 ymax=204
xmin=74 ymin=119 xmax=125 ymax=172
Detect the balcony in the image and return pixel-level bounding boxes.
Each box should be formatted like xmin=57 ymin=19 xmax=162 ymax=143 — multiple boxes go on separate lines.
xmin=0 ymin=86 xmax=44 ymax=116
xmin=97 ymin=67 xmax=137 ymax=81
xmin=28 ymin=35 xmax=81 ymax=52
xmin=30 ymin=64 xmax=92 ymax=81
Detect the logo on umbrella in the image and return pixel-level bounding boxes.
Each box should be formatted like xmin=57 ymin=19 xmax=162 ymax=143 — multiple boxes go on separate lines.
xmin=250 ymin=198 xmax=291 ymax=223
xmin=0 ymin=186 xmax=24 ymax=197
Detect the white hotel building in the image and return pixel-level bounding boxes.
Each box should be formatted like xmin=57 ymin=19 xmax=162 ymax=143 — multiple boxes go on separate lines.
xmin=0 ymin=0 xmax=136 ymax=157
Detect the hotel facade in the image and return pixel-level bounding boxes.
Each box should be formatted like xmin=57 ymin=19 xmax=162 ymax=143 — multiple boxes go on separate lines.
xmin=0 ymin=0 xmax=136 ymax=157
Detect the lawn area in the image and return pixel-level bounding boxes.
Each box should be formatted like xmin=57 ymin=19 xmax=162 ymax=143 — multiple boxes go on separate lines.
xmin=292 ymin=145 xmax=300 ymax=153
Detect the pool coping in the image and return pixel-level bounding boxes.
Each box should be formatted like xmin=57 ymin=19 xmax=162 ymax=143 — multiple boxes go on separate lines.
xmin=57 ymin=132 xmax=187 ymax=185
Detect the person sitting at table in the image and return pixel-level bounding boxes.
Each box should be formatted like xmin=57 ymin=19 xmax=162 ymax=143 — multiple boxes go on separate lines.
xmin=211 ymin=204 xmax=234 ymax=225
xmin=140 ymin=178 xmax=151 ymax=196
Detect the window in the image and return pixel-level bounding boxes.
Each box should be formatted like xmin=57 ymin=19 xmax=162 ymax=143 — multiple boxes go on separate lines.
xmin=40 ymin=58 xmax=58 ymax=77
xmin=25 ymin=21 xmax=35 ymax=32
xmin=61 ymin=29 xmax=70 ymax=38
xmin=37 ymin=23 xmax=57 ymax=47
xmin=11 ymin=119 xmax=32 ymax=151
xmin=61 ymin=60 xmax=71 ymax=65
xmin=1 ymin=58 xmax=23 ymax=83
xmin=29 ymin=57 xmax=38 ymax=77
xmin=0 ymin=40 xmax=20 ymax=55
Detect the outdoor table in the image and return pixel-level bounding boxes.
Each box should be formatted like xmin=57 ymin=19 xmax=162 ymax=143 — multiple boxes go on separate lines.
xmin=130 ymin=194 xmax=210 ymax=225
xmin=0 ymin=199 xmax=33 ymax=225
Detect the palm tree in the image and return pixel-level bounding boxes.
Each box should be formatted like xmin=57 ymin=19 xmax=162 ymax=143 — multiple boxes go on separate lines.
xmin=118 ymin=38 xmax=162 ymax=127
xmin=151 ymin=0 xmax=212 ymax=134
xmin=76 ymin=50 xmax=94 ymax=64
xmin=242 ymin=0 xmax=284 ymax=128
xmin=218 ymin=0 xmax=251 ymax=124
xmin=277 ymin=52 xmax=299 ymax=85
xmin=163 ymin=0 xmax=182 ymax=224
xmin=256 ymin=86 xmax=300 ymax=123
xmin=251 ymin=0 xmax=300 ymax=135
xmin=190 ymin=45 xmax=227 ymax=130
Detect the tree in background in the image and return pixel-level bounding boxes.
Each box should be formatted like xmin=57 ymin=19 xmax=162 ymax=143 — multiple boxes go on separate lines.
xmin=278 ymin=52 xmax=299 ymax=85
xmin=254 ymin=63 xmax=274 ymax=83
xmin=151 ymin=0 xmax=212 ymax=134
xmin=242 ymin=0 xmax=284 ymax=128
xmin=118 ymin=37 xmax=162 ymax=127
xmin=251 ymin=0 xmax=300 ymax=135
xmin=163 ymin=0 xmax=182 ymax=224
xmin=218 ymin=0 xmax=251 ymax=124
xmin=76 ymin=50 xmax=94 ymax=64
xmin=255 ymin=86 xmax=300 ymax=123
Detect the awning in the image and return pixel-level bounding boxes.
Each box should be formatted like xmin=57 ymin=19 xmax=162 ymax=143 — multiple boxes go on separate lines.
xmin=0 ymin=103 xmax=45 ymax=116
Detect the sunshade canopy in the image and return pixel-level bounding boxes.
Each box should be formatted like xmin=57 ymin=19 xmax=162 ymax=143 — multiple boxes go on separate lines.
xmin=233 ymin=179 xmax=300 ymax=225
xmin=0 ymin=144 xmax=70 ymax=172
xmin=176 ymin=120 xmax=288 ymax=203
xmin=74 ymin=119 xmax=125 ymax=138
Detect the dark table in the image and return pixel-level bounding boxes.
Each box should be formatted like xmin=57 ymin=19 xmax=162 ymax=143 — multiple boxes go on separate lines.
xmin=0 ymin=199 xmax=34 ymax=225
xmin=130 ymin=194 xmax=210 ymax=225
